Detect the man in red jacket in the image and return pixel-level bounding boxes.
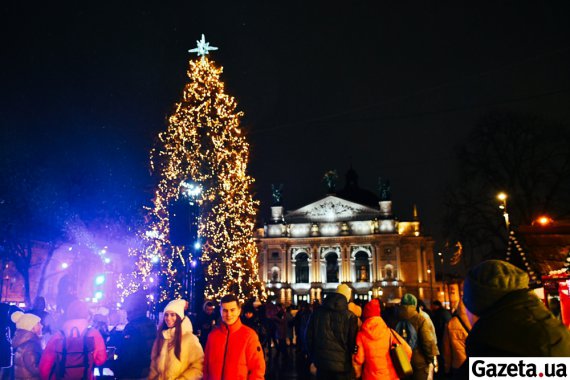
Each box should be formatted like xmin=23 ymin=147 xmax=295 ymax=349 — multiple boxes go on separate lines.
xmin=203 ymin=294 xmax=265 ymax=380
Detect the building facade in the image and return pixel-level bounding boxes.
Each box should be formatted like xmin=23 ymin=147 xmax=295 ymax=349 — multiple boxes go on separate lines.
xmin=256 ymin=171 xmax=442 ymax=306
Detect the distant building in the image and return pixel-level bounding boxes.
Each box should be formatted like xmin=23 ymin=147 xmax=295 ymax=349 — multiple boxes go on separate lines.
xmin=255 ymin=168 xmax=443 ymax=306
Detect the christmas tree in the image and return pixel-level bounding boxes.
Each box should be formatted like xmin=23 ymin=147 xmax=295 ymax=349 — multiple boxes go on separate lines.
xmin=120 ymin=35 xmax=264 ymax=302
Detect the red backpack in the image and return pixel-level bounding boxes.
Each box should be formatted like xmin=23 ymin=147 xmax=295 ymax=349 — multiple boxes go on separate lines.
xmin=54 ymin=327 xmax=95 ymax=380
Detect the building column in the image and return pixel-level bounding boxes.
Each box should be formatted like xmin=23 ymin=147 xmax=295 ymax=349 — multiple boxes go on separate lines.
xmin=312 ymin=245 xmax=320 ymax=283
xmin=262 ymin=247 xmax=268 ymax=282
xmin=291 ymin=261 xmax=296 ymax=284
xmin=370 ymin=245 xmax=377 ymax=282
xmin=396 ymin=245 xmax=403 ymax=282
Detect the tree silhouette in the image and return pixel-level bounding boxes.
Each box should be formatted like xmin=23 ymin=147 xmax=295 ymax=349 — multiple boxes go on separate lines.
xmin=443 ymin=111 xmax=570 ymax=270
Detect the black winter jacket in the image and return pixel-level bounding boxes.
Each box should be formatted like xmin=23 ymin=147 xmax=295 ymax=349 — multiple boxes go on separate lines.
xmin=466 ymin=289 xmax=570 ymax=357
xmin=114 ymin=316 xmax=156 ymax=379
xmin=306 ymin=293 xmax=358 ymax=374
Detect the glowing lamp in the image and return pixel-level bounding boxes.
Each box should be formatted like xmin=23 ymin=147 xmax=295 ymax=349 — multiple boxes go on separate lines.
xmin=95 ymin=275 xmax=105 ymax=285
xmin=497 ymin=192 xmax=507 ymax=201
xmin=94 ymin=291 xmax=103 ymax=300
xmin=535 ymin=216 xmax=553 ymax=226
xmin=61 ymin=263 xmax=69 ymax=269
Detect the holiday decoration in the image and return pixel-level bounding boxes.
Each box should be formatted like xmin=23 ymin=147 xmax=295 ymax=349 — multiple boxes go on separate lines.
xmin=120 ymin=36 xmax=264 ymax=302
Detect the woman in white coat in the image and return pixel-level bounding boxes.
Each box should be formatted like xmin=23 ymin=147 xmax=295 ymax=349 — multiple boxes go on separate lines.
xmin=149 ymin=299 xmax=204 ymax=380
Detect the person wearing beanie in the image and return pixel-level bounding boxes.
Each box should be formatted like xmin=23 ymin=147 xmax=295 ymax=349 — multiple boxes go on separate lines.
xmin=115 ymin=291 xmax=156 ymax=379
xmin=11 ymin=311 xmax=42 ymax=380
xmin=337 ymin=284 xmax=363 ymax=328
xmin=397 ymin=294 xmax=439 ymax=380
xmin=462 ymin=260 xmax=570 ymax=358
xmin=353 ymin=299 xmax=411 ymax=380
xmin=306 ymin=290 xmax=358 ymax=379
xmin=39 ymin=300 xmax=107 ymax=380
xmin=149 ymin=299 xmax=203 ymax=380
xmin=203 ymin=294 xmax=265 ymax=380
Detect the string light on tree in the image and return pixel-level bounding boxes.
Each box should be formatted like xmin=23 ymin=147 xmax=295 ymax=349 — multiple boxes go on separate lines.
xmin=119 ymin=35 xmax=264 ymax=302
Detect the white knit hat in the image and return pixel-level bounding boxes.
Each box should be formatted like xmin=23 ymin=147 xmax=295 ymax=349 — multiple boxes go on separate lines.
xmin=164 ymin=299 xmax=187 ymax=320
xmin=11 ymin=311 xmax=41 ymax=332
xmin=336 ymin=283 xmax=352 ymax=302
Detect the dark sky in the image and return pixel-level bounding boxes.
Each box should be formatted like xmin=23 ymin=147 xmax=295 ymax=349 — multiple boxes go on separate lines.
xmin=2 ymin=1 xmax=570 ymax=240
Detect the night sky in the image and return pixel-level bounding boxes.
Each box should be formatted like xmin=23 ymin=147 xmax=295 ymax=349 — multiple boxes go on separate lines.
xmin=2 ymin=1 xmax=570 ymax=241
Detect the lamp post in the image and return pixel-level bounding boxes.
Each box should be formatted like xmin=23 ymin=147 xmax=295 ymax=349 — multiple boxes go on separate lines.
xmin=438 ymin=251 xmax=447 ymax=307
xmin=497 ymin=192 xmax=510 ymax=230
xmin=180 ymin=181 xmax=202 ymax=312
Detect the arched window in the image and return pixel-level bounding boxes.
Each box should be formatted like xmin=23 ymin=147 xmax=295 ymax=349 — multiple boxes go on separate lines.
xmin=295 ymin=253 xmax=309 ymax=283
xmin=354 ymin=251 xmax=369 ymax=282
xmin=271 ymin=266 xmax=280 ymax=282
xmin=325 ymin=252 xmax=339 ymax=283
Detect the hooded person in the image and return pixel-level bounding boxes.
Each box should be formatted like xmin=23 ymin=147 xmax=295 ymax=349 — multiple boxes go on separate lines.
xmin=353 ymin=299 xmax=411 ymax=380
xmin=398 ymin=294 xmax=439 ymax=380
xmin=39 ymin=300 xmax=107 ymax=380
xmin=114 ymin=291 xmax=156 ymax=379
xmin=306 ymin=287 xmax=359 ymax=379
xmin=463 ymin=259 xmax=570 ymax=357
xmin=149 ymin=299 xmax=203 ymax=380
xmin=11 ymin=311 xmax=42 ymax=380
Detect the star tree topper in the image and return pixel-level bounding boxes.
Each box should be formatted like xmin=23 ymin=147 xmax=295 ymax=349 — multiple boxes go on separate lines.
xmin=189 ymin=34 xmax=218 ymax=57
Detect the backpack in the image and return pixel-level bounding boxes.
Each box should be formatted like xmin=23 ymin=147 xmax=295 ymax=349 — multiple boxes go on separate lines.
xmin=395 ymin=320 xmax=418 ymax=350
xmin=55 ymin=327 xmax=95 ymax=380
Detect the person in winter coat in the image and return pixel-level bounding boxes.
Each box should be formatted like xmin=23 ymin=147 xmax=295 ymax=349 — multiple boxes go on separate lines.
xmin=11 ymin=311 xmax=43 ymax=380
xmin=39 ymin=300 xmax=107 ymax=380
xmin=240 ymin=304 xmax=267 ymax=349
xmin=399 ymin=294 xmax=439 ymax=380
xmin=442 ymin=300 xmax=471 ymax=380
xmin=306 ymin=288 xmax=359 ymax=380
xmin=463 ymin=260 xmax=570 ymax=357
xmin=1 ymin=303 xmax=22 ymax=371
xmin=196 ymin=301 xmax=217 ymax=349
xmin=353 ymin=299 xmax=411 ymax=380
xmin=114 ymin=291 xmax=156 ymax=379
xmin=337 ymin=284 xmax=362 ymax=328
xmin=149 ymin=299 xmax=203 ymax=380
xmin=203 ymin=294 xmax=265 ymax=380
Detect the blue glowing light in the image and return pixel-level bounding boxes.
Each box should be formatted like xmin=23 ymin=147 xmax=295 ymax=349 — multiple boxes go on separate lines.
xmin=94 ymin=291 xmax=103 ymax=300
xmin=151 ymin=255 xmax=160 ymax=264
xmin=194 ymin=241 xmax=201 ymax=250
xmin=95 ymin=275 xmax=105 ymax=285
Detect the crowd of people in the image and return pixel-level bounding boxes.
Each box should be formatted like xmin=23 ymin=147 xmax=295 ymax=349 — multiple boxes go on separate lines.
xmin=1 ymin=259 xmax=569 ymax=380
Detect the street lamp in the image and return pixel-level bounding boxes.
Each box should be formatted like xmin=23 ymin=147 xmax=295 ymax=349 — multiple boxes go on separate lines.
xmin=438 ymin=252 xmax=447 ymax=307
xmin=427 ymin=264 xmax=433 ymax=302
xmin=497 ymin=192 xmax=510 ymax=230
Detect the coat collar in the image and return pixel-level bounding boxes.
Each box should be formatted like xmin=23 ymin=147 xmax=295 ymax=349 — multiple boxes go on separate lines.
xmin=220 ymin=318 xmax=243 ymax=334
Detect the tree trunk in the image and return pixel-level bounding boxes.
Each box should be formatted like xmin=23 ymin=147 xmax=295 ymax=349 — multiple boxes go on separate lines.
xmin=23 ymin=270 xmax=31 ymax=307
xmin=35 ymin=245 xmax=57 ymax=301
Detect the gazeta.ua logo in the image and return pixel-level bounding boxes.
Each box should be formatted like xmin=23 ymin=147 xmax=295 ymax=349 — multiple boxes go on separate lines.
xmin=470 ymin=358 xmax=569 ymax=379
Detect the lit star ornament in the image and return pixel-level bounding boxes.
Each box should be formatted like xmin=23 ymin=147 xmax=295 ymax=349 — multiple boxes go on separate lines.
xmin=188 ymin=34 xmax=218 ymax=57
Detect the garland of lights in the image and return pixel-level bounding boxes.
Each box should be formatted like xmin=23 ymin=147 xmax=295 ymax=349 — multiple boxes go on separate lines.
xmin=506 ymin=230 xmax=540 ymax=285
xmin=119 ymin=38 xmax=264 ymax=302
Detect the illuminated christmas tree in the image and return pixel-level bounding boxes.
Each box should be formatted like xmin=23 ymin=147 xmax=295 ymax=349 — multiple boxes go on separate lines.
xmin=121 ymin=35 xmax=264 ymax=302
